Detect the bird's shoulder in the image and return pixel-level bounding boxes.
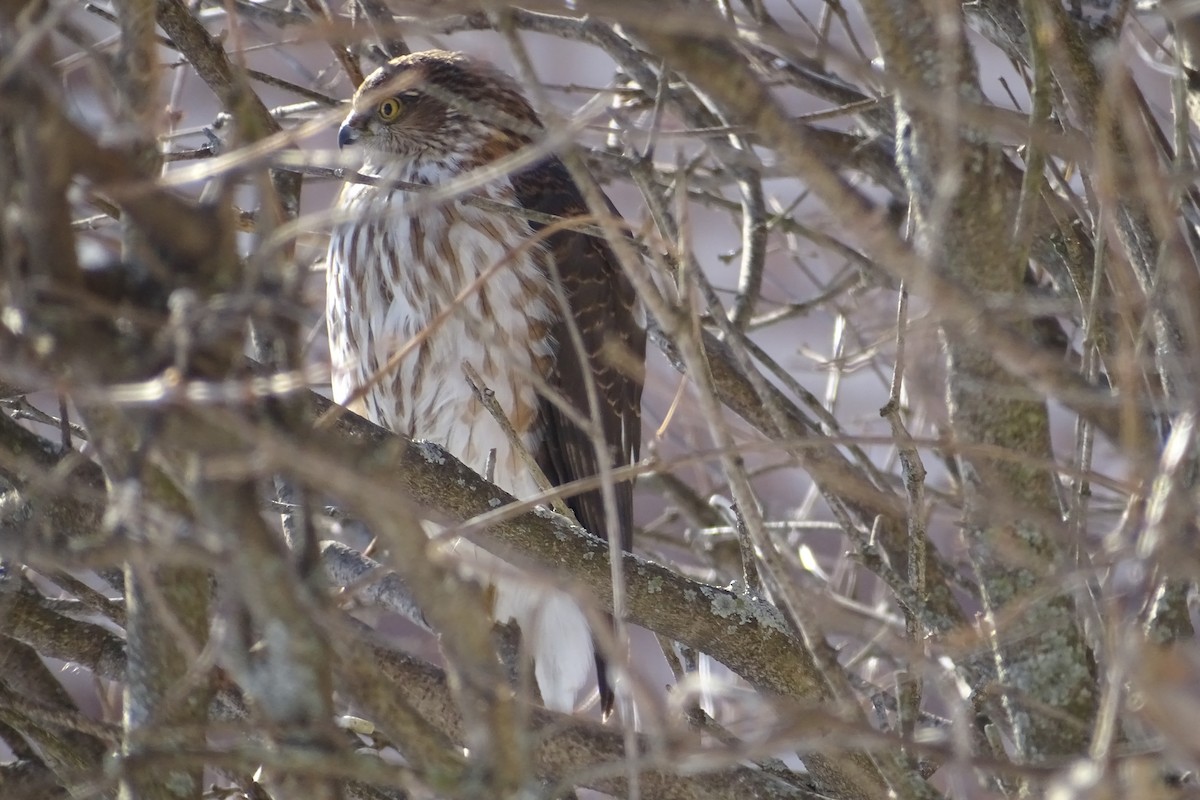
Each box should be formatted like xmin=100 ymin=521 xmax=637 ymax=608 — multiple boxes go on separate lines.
xmin=508 ymin=154 xmax=601 ymax=231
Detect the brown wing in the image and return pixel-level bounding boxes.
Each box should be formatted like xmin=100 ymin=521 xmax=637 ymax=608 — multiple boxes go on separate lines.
xmin=510 ymin=156 xmax=645 ymax=716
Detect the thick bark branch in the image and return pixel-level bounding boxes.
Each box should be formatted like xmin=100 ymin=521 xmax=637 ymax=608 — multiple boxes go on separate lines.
xmin=859 ymin=0 xmax=1096 ymax=761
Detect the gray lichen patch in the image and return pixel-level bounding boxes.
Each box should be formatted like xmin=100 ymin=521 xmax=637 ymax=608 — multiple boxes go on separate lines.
xmin=700 ymin=583 xmax=790 ymax=635
xmin=414 ymin=440 xmax=446 ymax=465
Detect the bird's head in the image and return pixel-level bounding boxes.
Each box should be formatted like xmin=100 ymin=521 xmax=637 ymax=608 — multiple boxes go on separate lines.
xmin=337 ymin=50 xmax=544 ymax=166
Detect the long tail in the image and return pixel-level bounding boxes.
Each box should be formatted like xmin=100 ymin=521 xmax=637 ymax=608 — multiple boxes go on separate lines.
xmin=594 ymin=611 xmax=617 ymax=720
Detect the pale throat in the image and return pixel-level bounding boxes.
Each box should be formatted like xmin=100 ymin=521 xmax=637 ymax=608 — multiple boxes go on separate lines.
xmin=356 ymin=139 xmax=490 ymax=188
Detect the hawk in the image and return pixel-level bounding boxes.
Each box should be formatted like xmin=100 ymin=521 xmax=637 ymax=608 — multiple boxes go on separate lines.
xmin=326 ymin=50 xmax=644 ymax=716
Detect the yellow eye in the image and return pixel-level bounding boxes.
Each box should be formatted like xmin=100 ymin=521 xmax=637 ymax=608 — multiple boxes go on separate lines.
xmin=377 ymin=97 xmax=403 ymax=122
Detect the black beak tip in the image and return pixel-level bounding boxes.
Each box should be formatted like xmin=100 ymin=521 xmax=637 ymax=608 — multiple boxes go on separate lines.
xmin=337 ymin=124 xmax=359 ymax=150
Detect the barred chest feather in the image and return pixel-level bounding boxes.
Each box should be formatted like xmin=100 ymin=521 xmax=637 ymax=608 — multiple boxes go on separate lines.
xmin=326 ymin=160 xmax=557 ymax=500
xmin=325 ymin=158 xmax=596 ymax=712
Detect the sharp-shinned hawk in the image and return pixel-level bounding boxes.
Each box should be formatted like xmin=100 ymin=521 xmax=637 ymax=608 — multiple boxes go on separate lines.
xmin=326 ymin=50 xmax=644 ymax=716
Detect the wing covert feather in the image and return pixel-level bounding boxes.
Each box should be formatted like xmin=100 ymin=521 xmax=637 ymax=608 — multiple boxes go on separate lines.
xmin=510 ymin=156 xmax=645 ymax=717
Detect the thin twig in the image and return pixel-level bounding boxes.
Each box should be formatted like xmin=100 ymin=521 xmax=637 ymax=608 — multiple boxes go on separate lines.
xmin=460 ymin=361 xmax=574 ymax=521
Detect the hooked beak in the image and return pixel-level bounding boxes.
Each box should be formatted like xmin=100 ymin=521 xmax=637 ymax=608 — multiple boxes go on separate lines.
xmin=337 ymin=121 xmax=362 ymax=150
